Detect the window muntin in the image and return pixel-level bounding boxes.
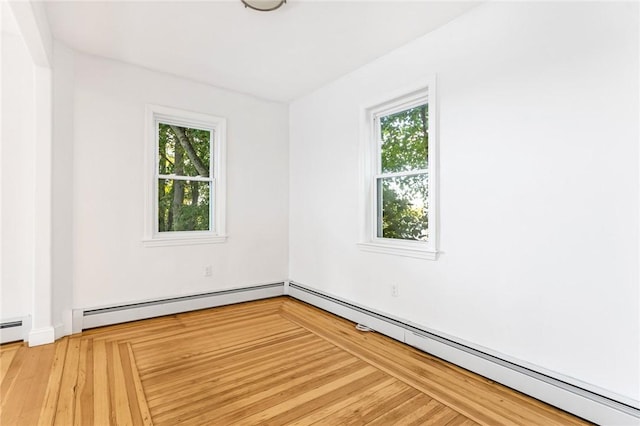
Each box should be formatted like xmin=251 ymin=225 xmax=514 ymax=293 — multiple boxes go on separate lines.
xmin=374 ymin=102 xmax=429 ymax=242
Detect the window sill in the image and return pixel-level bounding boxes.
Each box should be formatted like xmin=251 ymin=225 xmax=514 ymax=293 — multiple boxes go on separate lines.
xmin=142 ymin=235 xmax=227 ymax=248
xmin=357 ymin=242 xmax=438 ymax=260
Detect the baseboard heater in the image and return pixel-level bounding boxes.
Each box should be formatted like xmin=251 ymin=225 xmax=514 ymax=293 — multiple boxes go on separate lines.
xmin=73 ymin=282 xmax=285 ymax=332
xmin=0 ymin=318 xmax=27 ymax=344
xmin=287 ymin=281 xmax=640 ymax=426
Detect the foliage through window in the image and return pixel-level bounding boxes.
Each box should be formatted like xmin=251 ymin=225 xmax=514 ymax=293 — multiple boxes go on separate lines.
xmin=376 ymin=103 xmax=429 ymax=241
xmin=157 ymin=124 xmax=212 ymax=232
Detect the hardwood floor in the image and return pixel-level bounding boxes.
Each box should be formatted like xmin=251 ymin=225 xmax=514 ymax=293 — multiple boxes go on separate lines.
xmin=1 ymin=297 xmax=590 ymax=425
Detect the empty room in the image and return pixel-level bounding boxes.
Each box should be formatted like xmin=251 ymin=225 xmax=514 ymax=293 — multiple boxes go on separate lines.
xmin=1 ymin=0 xmax=639 ymax=424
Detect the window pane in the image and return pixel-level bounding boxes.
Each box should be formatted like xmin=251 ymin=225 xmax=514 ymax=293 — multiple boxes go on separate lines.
xmin=380 ymin=104 xmax=428 ymax=173
xmin=377 ymin=174 xmax=428 ymax=241
xmin=158 ymin=123 xmax=212 ymax=177
xmin=158 ymin=179 xmax=210 ymax=232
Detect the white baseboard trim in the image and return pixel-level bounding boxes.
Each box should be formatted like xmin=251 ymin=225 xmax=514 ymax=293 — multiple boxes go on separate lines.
xmin=54 ymin=323 xmax=65 ymax=340
xmin=28 ymin=326 xmax=55 ymax=347
xmin=73 ymin=282 xmax=285 ymax=331
xmin=287 ymin=281 xmax=640 ymax=426
xmin=0 ymin=316 xmax=28 ymax=344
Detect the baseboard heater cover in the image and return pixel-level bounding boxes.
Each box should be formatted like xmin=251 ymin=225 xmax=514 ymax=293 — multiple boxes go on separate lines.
xmin=0 ymin=318 xmax=27 ymax=344
xmin=287 ymin=282 xmax=640 ymax=426
xmin=75 ymin=282 xmax=285 ymax=331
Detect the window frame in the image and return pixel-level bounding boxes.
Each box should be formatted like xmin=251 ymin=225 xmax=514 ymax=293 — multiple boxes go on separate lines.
xmin=358 ymin=80 xmax=438 ymax=260
xmin=143 ymin=104 xmax=227 ymax=247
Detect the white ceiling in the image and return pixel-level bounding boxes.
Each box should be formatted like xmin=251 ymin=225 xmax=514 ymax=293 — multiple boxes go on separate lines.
xmin=44 ymin=1 xmax=479 ymax=102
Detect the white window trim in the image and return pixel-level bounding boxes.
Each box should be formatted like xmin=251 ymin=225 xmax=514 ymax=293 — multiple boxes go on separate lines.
xmin=143 ymin=104 xmax=227 ymax=247
xmin=357 ymin=78 xmax=438 ymax=260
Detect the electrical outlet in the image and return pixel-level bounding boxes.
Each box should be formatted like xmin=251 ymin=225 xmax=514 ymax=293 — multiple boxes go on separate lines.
xmin=391 ymin=284 xmax=399 ymax=297
xmin=204 ymin=265 xmax=212 ymax=277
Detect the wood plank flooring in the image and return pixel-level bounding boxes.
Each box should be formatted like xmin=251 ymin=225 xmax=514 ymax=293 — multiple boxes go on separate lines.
xmin=0 ymin=297 xmax=590 ymax=425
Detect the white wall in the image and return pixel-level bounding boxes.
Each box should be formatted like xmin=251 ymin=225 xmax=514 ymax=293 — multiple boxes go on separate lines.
xmin=289 ymin=2 xmax=639 ymax=404
xmin=2 ymin=0 xmax=57 ymax=346
xmin=0 ymin=25 xmax=35 ymax=321
xmin=72 ymin=52 xmax=289 ymax=309
xmin=52 ymin=41 xmax=74 ymax=335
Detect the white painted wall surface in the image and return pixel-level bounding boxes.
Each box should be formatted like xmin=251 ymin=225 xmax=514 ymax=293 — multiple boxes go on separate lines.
xmin=72 ymin=52 xmax=289 ymax=308
xmin=52 ymin=41 xmax=74 ymax=336
xmin=289 ymin=2 xmax=639 ymax=403
xmin=0 ymin=28 xmax=35 ymax=321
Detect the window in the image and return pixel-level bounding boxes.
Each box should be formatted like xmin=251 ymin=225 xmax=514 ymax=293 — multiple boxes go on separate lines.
xmin=359 ymin=82 xmax=437 ymax=259
xmin=144 ymin=105 xmax=226 ymax=246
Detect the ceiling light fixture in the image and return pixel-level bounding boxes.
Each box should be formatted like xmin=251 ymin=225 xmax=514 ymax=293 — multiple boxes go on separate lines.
xmin=241 ymin=0 xmax=286 ymax=12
